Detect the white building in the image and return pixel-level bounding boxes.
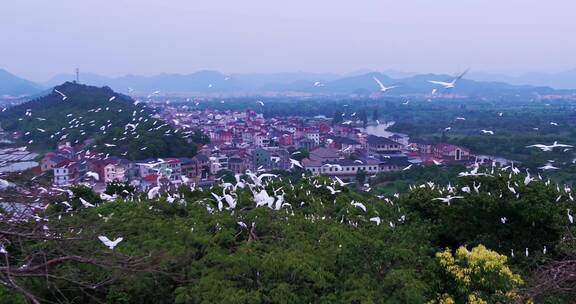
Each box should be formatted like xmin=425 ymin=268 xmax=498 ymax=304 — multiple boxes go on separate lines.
xmin=254 ymin=133 xmax=270 ymax=147
xmin=53 ymin=161 xmax=79 ymax=186
xmin=305 ymin=132 xmax=320 ymax=145
xmin=304 ymin=159 xmax=381 ymax=177
xmin=104 ymin=163 xmax=126 ymax=183
xmin=210 ymin=155 xmax=229 ymax=173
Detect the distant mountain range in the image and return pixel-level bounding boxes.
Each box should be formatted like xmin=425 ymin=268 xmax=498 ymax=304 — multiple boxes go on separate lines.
xmin=41 ymin=70 xmax=567 ymax=96
xmin=467 ymin=70 xmax=576 ymax=90
xmin=2 ymin=68 xmax=576 ymax=97
xmin=0 ymin=69 xmax=43 ymax=97
xmin=42 ymin=71 xmax=344 ymax=94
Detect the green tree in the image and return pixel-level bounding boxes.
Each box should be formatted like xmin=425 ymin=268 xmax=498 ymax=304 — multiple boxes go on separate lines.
xmin=216 ymin=169 xmax=236 ymax=183
xmin=431 ymin=245 xmax=524 ymax=304
xmin=356 ymin=168 xmax=367 ymax=185
xmin=332 ymin=110 xmax=343 ymax=126
xmin=105 ymin=182 xmax=136 ymax=198
xmin=360 ymin=110 xmax=368 ymax=128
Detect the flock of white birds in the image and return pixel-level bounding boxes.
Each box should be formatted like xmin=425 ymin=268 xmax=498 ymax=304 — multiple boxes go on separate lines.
xmin=1 ymin=75 xmax=575 ymax=257
xmin=16 ymin=88 xmax=203 ymax=153
xmin=35 ymin=158 xmax=574 ymax=257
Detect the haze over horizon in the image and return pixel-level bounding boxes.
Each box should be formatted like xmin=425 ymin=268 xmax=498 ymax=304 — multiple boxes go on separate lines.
xmin=1 ymin=0 xmax=576 ymax=82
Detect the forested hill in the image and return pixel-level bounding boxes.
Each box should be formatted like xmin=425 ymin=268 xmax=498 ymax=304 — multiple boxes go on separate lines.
xmin=0 ymin=82 xmax=207 ymax=160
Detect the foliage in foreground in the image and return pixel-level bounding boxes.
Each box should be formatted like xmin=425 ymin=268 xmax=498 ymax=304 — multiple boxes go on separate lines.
xmin=431 ymin=245 xmax=523 ymax=304
xmin=1 ymin=168 xmax=575 ymax=303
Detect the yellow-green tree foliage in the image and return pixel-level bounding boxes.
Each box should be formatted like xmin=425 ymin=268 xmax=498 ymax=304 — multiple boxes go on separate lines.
xmin=431 ymin=245 xmax=523 ymax=304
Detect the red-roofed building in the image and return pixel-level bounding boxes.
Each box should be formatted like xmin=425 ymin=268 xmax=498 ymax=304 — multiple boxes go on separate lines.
xmin=318 ymin=122 xmax=331 ymax=134
xmin=40 ymin=153 xmax=69 ymax=172
xmin=278 ymin=133 xmax=293 ymax=146
xmin=433 ymin=144 xmax=472 ymax=162
xmin=214 ymin=130 xmax=233 ymax=143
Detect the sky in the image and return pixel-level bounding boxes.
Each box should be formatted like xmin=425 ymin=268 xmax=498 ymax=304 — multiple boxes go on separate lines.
xmin=1 ymin=0 xmax=575 ymax=82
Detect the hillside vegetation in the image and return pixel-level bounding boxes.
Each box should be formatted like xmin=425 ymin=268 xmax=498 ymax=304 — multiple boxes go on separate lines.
xmin=0 ymin=82 xmax=207 ymax=159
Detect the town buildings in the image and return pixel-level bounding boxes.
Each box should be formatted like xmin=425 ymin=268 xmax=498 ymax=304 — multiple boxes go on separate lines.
xmin=41 ymin=107 xmax=476 ymax=190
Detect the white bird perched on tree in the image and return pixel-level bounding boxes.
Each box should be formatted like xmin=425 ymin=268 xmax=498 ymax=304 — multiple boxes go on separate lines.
xmin=253 ymin=189 xmax=275 ymax=209
xmin=222 ymin=190 xmax=237 ymax=209
xmin=568 ymin=209 xmax=574 ymax=224
xmin=79 ymin=197 xmax=95 ymax=208
xmin=403 ymin=164 xmax=413 ymax=171
xmin=326 ymin=186 xmax=341 ymax=195
xmin=98 ymin=235 xmax=123 ymax=250
xmin=109 ymin=96 xmax=116 ymax=102
xmin=428 ymin=68 xmax=469 ymax=89
xmin=148 ymin=186 xmax=161 ymax=200
xmin=473 ymin=181 xmax=481 ymax=193
xmin=211 ymin=192 xmax=224 ymax=211
xmin=507 ymin=181 xmax=517 ymax=194
xmin=351 ymin=201 xmax=367 ymax=212
xmin=373 ymin=77 xmax=398 ymax=93
xmin=98 ymin=213 xmax=114 ymax=222
xmin=524 ymin=170 xmax=534 ymax=186
xmin=274 ymin=193 xmax=288 ymax=210
xmin=369 ymin=217 xmax=381 ymax=226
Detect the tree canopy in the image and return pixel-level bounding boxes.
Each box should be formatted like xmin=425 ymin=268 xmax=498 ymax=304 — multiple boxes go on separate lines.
xmin=1 ymin=165 xmax=575 ymax=303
